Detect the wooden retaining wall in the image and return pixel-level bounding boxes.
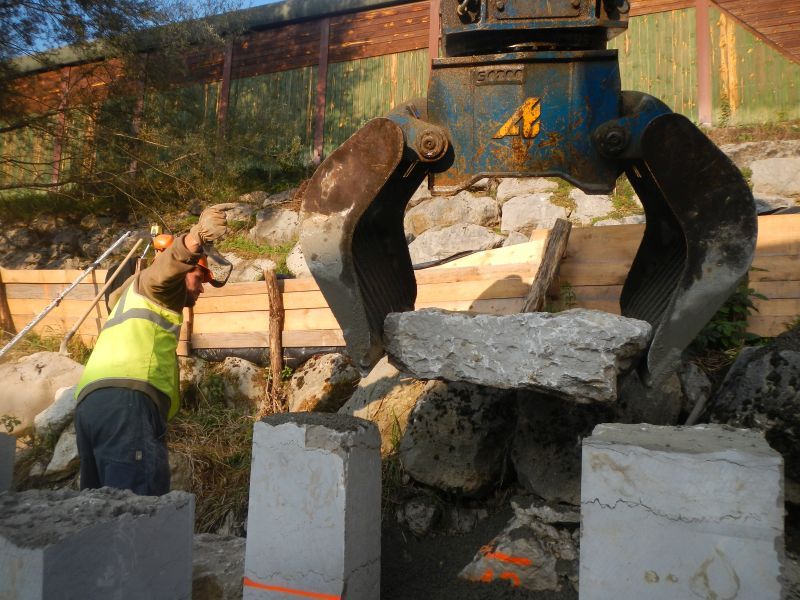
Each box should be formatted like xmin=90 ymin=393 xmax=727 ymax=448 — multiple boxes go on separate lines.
xmin=1 ymin=214 xmax=797 ymax=353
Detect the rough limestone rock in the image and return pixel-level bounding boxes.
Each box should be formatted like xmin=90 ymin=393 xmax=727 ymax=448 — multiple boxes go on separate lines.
xmin=286 ymin=242 xmax=311 ymax=278
xmin=721 ymin=139 xmax=800 ymax=170
xmin=219 ymin=357 xmax=264 ymax=410
xmin=751 ymin=157 xmax=800 ymax=198
xmin=443 ymin=506 xmax=489 ymax=535
xmin=460 ymin=497 xmax=579 ymax=592
xmin=677 ymin=361 xmax=712 ymax=419
xmin=496 ymin=177 xmax=558 ymax=204
xmin=618 ymin=369 xmax=683 ymax=425
xmin=512 ymin=392 xmax=617 ymax=505
xmin=407 ymin=181 xmax=432 ymax=209
xmin=408 ymin=224 xmax=504 ymax=265
xmin=708 ymin=327 xmax=800 ymax=482
xmin=249 ymin=207 xmax=299 ymax=245
xmin=287 ymin=353 xmax=360 ymax=413
xmin=500 ymin=194 xmax=567 ymax=234
xmin=398 ymin=495 xmax=441 ymax=537
xmin=404 ymin=191 xmax=499 ymax=239
xmin=179 ymin=356 xmax=208 ymax=403
xmin=385 ymin=308 xmax=651 ymax=403
xmin=238 ymin=190 xmax=270 ymax=205
xmin=338 ymin=357 xmax=428 ymax=455
xmin=503 ymin=231 xmax=529 ymax=246
xmin=0 ymin=351 xmax=84 ymax=434
xmin=399 ymin=381 xmax=514 ymax=496
xmin=44 ymin=422 xmax=79 ymax=479
xmin=594 ymin=215 xmax=646 ymax=226
xmin=169 ymin=451 xmax=193 ymax=492
xmin=192 ymin=533 xmax=245 ymax=600
xmin=263 ymin=187 xmax=298 ymax=207
xmin=221 ymin=202 xmax=258 ymax=222
xmin=569 ymin=189 xmax=613 ymax=223
xmin=222 ymin=253 xmax=276 ymax=283
xmin=755 ymin=194 xmax=793 ymax=213
xmin=34 ymin=385 xmax=77 ymax=437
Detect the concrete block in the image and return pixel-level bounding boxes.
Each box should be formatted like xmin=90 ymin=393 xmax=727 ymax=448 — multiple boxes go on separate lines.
xmin=0 ymin=488 xmax=194 ymax=600
xmin=0 ymin=433 xmax=13 ymax=492
xmin=244 ymin=413 xmax=381 ymax=600
xmin=580 ymin=423 xmax=785 ymax=600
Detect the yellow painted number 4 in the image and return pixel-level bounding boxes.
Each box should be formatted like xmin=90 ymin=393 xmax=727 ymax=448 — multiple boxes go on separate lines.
xmin=493 ymin=97 xmax=541 ymax=139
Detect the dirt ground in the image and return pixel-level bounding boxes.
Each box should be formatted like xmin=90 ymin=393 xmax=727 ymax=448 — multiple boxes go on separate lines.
xmin=381 ymin=505 xmax=577 ymax=600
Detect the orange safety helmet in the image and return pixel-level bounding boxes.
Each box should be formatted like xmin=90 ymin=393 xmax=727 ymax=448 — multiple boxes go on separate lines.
xmin=153 ymin=234 xmax=174 ymax=252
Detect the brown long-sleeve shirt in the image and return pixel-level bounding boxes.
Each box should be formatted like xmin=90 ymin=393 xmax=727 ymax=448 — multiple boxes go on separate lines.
xmin=110 ymin=234 xmax=203 ymax=312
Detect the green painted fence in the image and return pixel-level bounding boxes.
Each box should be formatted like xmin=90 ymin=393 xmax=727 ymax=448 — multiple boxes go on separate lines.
xmin=610 ymin=8 xmax=698 ymax=121
xmin=3 ymin=9 xmax=800 ymax=191
xmin=710 ymin=7 xmax=800 ymax=125
xmin=324 ymin=49 xmax=429 ymax=155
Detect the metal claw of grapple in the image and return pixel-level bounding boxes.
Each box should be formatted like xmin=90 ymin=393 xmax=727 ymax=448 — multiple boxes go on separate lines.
xmin=300 ymin=104 xmax=450 ymax=372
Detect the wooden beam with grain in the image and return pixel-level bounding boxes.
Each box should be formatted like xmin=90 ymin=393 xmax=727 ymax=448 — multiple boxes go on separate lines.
xmin=264 ymin=267 xmax=285 ymax=414
xmin=522 ymin=218 xmax=572 ymax=312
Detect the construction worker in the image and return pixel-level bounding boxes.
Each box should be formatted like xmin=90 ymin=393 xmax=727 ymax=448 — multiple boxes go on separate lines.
xmin=74 ymin=205 xmax=228 ymax=495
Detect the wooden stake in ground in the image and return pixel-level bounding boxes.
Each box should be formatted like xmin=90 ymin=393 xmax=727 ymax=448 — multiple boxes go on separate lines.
xmin=0 ymin=270 xmax=15 ymax=335
xmin=260 ymin=267 xmax=285 ymax=417
xmin=522 ymin=218 xmax=572 ymax=313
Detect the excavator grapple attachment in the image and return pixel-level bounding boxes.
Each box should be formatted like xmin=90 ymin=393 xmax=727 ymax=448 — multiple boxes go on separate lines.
xmin=621 ymin=113 xmax=756 ymax=383
xmin=299 ymin=0 xmax=758 ymax=386
xmin=300 ymin=118 xmax=427 ymax=371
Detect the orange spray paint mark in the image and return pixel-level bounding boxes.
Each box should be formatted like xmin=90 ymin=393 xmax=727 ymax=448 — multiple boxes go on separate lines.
xmin=480 ymin=569 xmax=495 ymax=583
xmin=242 ymin=577 xmax=341 ymax=600
xmin=500 ymin=572 xmax=522 ymax=587
xmin=484 ymin=551 xmax=532 ymax=567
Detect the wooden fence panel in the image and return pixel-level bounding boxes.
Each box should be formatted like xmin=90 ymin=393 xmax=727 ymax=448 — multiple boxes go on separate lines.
xmin=2 ymin=215 xmax=798 ymax=351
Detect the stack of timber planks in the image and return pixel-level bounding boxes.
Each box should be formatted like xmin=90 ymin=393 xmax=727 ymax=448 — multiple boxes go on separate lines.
xmin=1 ymin=214 xmax=798 ymax=353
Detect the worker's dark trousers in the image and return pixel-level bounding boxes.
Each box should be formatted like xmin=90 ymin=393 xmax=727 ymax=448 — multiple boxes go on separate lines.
xmin=74 ymin=388 xmax=170 ymax=496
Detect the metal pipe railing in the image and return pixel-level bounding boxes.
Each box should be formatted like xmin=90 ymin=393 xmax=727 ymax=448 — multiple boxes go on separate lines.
xmin=58 ymin=238 xmax=143 ymax=355
xmin=0 ymin=231 xmax=132 ymax=360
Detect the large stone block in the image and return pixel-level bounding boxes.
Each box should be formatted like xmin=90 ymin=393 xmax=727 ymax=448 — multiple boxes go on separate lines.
xmin=407 ymin=223 xmax=504 ymax=265
xmin=0 ymin=433 xmax=13 ymax=492
xmin=580 ymin=423 xmax=785 ymax=600
xmin=0 ymin=488 xmax=194 ymax=600
xmin=403 ymin=191 xmax=499 ymax=239
xmin=244 ymin=413 xmax=381 ymax=600
xmin=384 ymin=308 xmax=651 ymax=403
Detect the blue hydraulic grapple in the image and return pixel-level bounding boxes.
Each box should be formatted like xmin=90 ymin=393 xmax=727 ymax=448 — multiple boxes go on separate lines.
xmin=300 ymin=0 xmax=757 ymax=387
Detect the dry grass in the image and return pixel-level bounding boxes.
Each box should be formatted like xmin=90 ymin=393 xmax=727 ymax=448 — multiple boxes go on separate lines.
xmin=705 ymin=119 xmax=800 ymax=145
xmin=169 ymin=399 xmax=257 ymax=533
xmin=0 ymin=331 xmax=91 ymax=366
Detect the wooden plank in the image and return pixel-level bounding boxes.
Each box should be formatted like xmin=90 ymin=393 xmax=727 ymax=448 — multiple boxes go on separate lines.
xmin=436 ymin=239 xmax=547 ymax=269
xmin=0 ymin=269 xmax=108 ymax=284
xmin=751 ymin=281 xmax=800 ymax=299
xmin=191 ymin=329 xmax=345 ymax=349
xmin=751 ymin=297 xmax=800 ymax=317
xmin=523 ymin=218 xmax=571 ymax=312
xmin=7 ymin=298 xmax=108 ymax=317
xmin=747 ymin=316 xmax=797 ymax=338
xmin=750 ymin=256 xmax=800 ymax=281
xmin=4 ymin=283 xmax=106 ymax=301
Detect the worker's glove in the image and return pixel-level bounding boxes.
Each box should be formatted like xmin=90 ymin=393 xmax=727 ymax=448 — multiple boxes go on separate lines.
xmin=190 ymin=204 xmax=229 ymax=244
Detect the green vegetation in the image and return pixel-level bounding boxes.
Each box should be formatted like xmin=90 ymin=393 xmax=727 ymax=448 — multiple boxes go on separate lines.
xmin=546 ymin=178 xmax=578 ymax=213
xmin=217 ymin=236 xmax=295 ymax=274
xmin=1 ymin=414 xmax=20 ymax=434
xmin=688 ymin=279 xmax=765 ymax=355
xmin=0 ymin=332 xmax=91 ymax=366
xmin=170 ymin=399 xmax=255 ymax=533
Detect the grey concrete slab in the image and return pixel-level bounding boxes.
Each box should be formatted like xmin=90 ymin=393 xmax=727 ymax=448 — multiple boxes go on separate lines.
xmin=580 ymin=423 xmax=785 ymax=600
xmin=0 ymin=488 xmax=194 ymax=600
xmin=244 ymin=413 xmax=381 ymax=600
xmin=0 ymin=433 xmax=13 ymax=492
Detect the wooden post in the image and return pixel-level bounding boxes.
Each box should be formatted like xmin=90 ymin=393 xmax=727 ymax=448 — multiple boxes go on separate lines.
xmin=0 ymin=270 xmax=16 ymax=335
xmin=313 ymin=18 xmax=331 ymax=164
xmin=428 ymin=0 xmax=441 ymax=65
xmin=50 ymin=68 xmax=71 ymax=186
xmin=261 ymin=268 xmax=285 ymax=416
xmin=696 ymin=0 xmax=713 ymax=126
xmin=522 ymin=218 xmax=572 ymax=312
xmin=128 ymin=80 xmax=145 ymax=175
xmin=217 ymin=40 xmax=234 ymax=143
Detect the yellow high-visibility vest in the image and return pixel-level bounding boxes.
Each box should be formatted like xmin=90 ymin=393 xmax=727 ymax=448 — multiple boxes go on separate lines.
xmin=76 ymin=278 xmax=183 ymax=420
